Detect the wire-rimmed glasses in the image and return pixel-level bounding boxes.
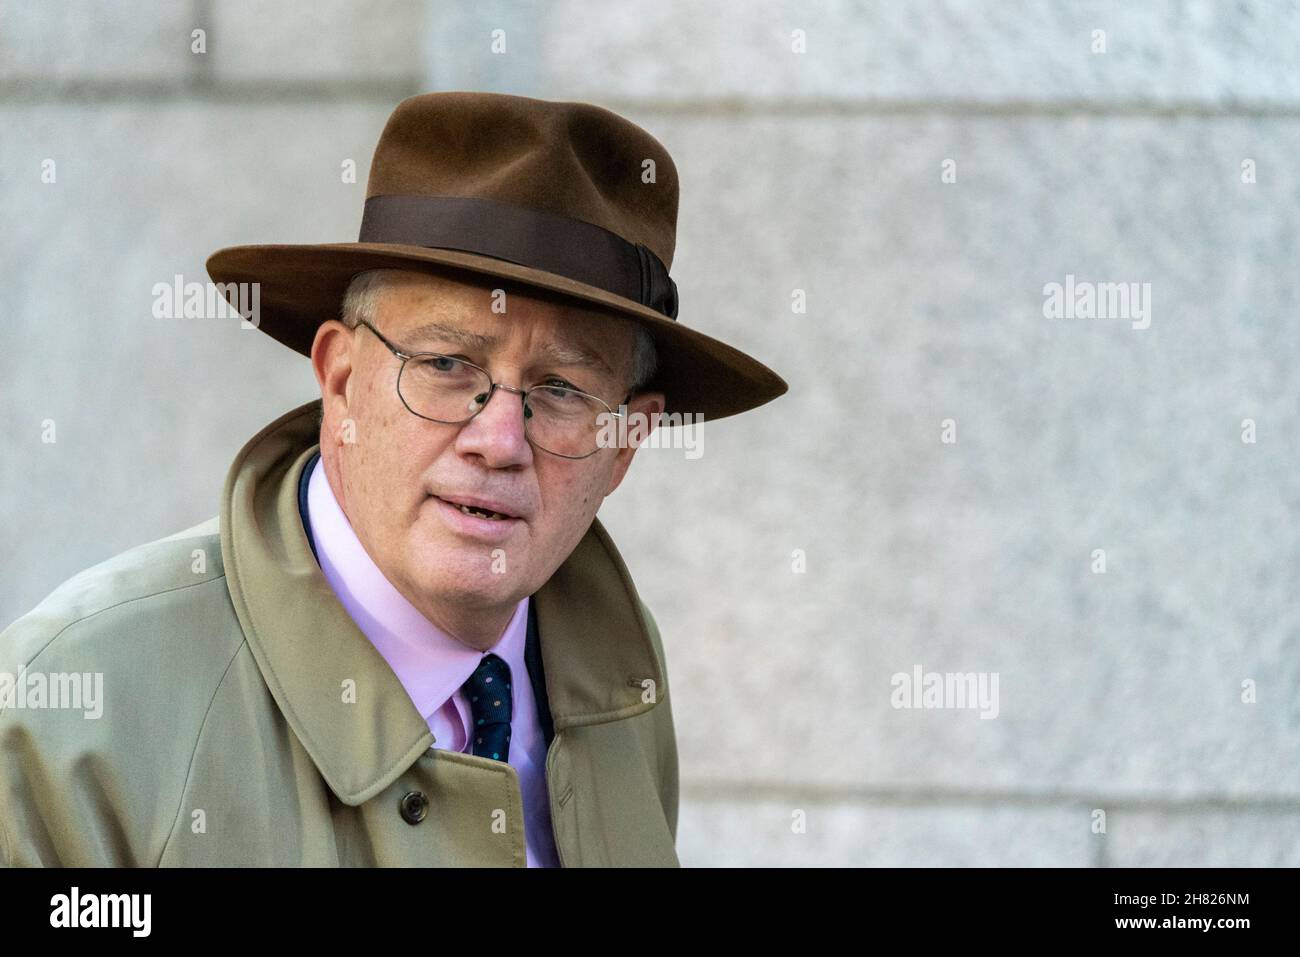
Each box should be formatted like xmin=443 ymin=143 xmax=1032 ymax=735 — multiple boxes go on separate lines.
xmin=355 ymin=318 xmax=630 ymax=459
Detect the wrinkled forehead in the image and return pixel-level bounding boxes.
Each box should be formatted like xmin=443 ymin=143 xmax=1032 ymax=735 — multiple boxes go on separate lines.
xmin=377 ymin=270 xmax=636 ymax=378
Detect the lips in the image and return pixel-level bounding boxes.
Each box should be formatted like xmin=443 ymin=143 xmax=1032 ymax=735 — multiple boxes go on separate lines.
xmin=432 ymin=494 xmax=523 ymax=522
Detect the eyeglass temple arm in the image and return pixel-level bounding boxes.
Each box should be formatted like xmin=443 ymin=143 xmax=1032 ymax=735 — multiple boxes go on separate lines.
xmin=357 ymin=318 xmax=412 ymax=359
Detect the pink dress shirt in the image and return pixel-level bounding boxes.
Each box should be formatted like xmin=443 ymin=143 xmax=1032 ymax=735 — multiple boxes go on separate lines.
xmin=304 ymin=454 xmax=559 ymax=867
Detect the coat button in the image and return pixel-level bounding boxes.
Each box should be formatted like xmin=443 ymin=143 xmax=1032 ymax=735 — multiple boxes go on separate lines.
xmin=399 ymin=790 xmax=428 ymax=825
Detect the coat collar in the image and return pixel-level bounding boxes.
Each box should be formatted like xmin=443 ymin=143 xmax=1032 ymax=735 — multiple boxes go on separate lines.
xmin=220 ymin=398 xmax=665 ymax=806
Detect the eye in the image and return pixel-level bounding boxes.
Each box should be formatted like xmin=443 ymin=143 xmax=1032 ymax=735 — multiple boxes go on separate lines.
xmin=539 ymin=377 xmax=589 ymax=398
xmin=411 ymin=355 xmax=479 ymax=384
xmin=427 ymin=353 xmax=481 ymax=370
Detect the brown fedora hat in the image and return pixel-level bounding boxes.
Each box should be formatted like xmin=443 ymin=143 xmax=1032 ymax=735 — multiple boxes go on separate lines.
xmin=206 ymin=90 xmax=787 ymax=422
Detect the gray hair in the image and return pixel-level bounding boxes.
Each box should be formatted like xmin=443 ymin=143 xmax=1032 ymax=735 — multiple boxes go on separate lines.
xmin=339 ymin=268 xmax=658 ymax=394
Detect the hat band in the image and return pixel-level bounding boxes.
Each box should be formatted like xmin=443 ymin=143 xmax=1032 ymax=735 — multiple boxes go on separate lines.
xmin=358 ymin=194 xmax=679 ymax=320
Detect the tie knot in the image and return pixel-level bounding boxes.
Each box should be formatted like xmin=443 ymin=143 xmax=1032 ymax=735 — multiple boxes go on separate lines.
xmin=462 ymin=653 xmax=511 ymax=703
xmin=460 ymin=653 xmax=513 ymax=761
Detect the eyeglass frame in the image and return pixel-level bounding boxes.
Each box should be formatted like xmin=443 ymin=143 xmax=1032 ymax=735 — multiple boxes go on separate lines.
xmin=352 ymin=317 xmax=632 ymax=460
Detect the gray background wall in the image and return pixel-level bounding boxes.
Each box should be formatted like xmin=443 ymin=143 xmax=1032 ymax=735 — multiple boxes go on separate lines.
xmin=2 ymin=0 xmax=1297 ymax=866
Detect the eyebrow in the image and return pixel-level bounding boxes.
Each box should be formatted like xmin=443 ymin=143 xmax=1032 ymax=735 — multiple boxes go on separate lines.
xmin=405 ymin=320 xmax=498 ymax=352
xmin=404 ymin=319 xmax=617 ymax=379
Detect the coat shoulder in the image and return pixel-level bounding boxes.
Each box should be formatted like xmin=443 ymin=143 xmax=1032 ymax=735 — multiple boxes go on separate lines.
xmin=1 ymin=516 xmax=237 ymax=677
xmin=637 ymin=598 xmax=669 ymax=680
xmin=634 ymin=597 xmax=679 ymax=844
xmin=0 ymin=515 xmax=249 ymax=865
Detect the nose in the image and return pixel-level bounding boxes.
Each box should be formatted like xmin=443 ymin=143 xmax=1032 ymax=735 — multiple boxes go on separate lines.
xmin=453 ymin=382 xmax=533 ymax=467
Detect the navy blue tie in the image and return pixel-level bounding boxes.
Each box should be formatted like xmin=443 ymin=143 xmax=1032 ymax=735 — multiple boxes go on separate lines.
xmin=462 ymin=653 xmax=512 ymax=761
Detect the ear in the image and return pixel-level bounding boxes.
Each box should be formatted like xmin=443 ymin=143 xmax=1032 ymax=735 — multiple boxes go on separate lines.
xmin=311 ymin=319 xmax=357 ymax=446
xmin=603 ymin=390 xmax=666 ymax=496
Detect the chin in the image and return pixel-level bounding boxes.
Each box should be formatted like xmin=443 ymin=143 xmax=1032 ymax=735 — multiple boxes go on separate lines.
xmin=408 ymin=545 xmax=527 ymax=605
xmin=423 ymin=574 xmax=523 ymax=613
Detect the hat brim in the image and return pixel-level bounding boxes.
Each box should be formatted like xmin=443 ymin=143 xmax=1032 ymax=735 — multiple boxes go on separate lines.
xmin=206 ymin=242 xmax=787 ymax=423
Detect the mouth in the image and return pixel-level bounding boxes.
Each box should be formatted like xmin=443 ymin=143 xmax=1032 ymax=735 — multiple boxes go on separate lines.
xmin=431 ymin=494 xmax=522 ymax=523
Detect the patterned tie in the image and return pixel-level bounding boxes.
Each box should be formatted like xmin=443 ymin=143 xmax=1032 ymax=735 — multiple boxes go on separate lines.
xmin=461 ymin=653 xmax=512 ymax=761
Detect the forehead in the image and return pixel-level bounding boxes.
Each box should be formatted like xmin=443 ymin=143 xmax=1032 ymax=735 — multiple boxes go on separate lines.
xmin=377 ymin=271 xmax=634 ymax=377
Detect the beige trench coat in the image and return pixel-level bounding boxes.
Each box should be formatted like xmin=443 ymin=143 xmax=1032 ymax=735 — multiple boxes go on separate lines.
xmin=0 ymin=400 xmax=679 ymax=866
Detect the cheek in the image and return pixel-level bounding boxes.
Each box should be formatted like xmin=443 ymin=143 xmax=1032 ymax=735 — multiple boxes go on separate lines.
xmin=346 ymin=404 xmax=438 ymax=517
xmin=538 ymin=462 xmax=611 ymax=528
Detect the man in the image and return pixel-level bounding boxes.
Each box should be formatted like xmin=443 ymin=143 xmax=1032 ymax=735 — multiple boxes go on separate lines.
xmin=0 ymin=92 xmax=786 ymax=866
